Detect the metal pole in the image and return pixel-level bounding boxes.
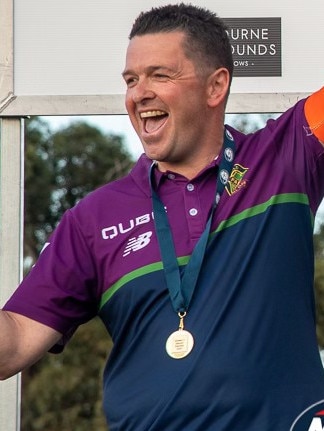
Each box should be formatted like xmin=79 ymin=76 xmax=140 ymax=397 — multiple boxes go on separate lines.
xmin=0 ymin=117 xmax=24 ymax=431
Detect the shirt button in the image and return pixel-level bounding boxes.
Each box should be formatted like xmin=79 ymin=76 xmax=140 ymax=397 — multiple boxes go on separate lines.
xmin=187 ymin=183 xmax=195 ymax=191
xmin=189 ymin=208 xmax=198 ymax=216
xmin=168 ymin=173 xmax=175 ymax=180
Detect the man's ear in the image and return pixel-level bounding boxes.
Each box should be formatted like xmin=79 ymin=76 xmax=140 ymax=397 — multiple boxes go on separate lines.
xmin=206 ymin=68 xmax=230 ymax=108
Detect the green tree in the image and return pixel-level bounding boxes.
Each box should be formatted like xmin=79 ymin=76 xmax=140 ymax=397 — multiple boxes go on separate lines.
xmin=24 ymin=117 xmax=134 ymax=265
xmin=50 ymin=120 xmax=133 ymax=216
xmin=22 ymin=318 xmax=111 ymax=431
xmin=22 ymin=117 xmax=134 ymax=431
xmin=24 ymin=117 xmax=56 ymax=263
xmin=314 ymin=222 xmax=324 ymax=348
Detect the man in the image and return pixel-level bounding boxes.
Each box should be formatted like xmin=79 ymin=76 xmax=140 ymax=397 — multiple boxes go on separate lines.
xmin=1 ymin=3 xmax=324 ymax=430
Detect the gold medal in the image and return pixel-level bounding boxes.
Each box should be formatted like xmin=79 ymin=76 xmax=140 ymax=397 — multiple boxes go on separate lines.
xmin=166 ymin=311 xmax=194 ymax=359
xmin=166 ymin=329 xmax=194 ymax=359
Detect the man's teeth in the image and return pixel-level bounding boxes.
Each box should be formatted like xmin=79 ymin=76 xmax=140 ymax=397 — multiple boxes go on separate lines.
xmin=140 ymin=110 xmax=166 ymax=118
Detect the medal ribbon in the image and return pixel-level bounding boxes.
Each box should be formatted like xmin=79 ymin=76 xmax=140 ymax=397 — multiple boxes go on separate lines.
xmin=149 ymin=129 xmax=236 ymax=315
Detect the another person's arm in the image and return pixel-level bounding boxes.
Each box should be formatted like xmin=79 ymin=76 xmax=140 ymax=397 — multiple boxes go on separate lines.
xmin=305 ymin=86 xmax=324 ymax=144
xmin=0 ymin=310 xmax=61 ymax=380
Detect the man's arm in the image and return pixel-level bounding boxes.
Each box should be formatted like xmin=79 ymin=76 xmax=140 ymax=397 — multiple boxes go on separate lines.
xmin=0 ymin=310 xmax=62 ymax=380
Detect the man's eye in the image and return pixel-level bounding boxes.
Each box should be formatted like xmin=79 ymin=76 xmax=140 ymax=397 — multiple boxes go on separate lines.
xmin=125 ymin=77 xmax=137 ymax=87
xmin=154 ymin=74 xmax=169 ymax=80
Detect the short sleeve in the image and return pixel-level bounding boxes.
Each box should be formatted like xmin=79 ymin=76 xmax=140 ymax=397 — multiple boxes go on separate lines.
xmin=3 ymin=209 xmax=99 ymax=351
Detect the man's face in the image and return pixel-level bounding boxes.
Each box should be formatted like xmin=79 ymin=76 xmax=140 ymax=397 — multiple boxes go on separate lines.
xmin=123 ymin=31 xmax=214 ymax=172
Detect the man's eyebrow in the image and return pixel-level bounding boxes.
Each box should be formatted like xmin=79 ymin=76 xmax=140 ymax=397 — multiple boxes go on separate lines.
xmin=121 ymin=69 xmax=132 ymax=78
xmin=122 ymin=65 xmax=174 ymax=77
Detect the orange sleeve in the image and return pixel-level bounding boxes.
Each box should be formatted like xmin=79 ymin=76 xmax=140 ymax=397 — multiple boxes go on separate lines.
xmin=304 ymin=86 xmax=324 ymax=142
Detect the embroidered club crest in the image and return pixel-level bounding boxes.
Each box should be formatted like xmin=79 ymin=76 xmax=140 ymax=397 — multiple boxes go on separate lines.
xmin=225 ymin=163 xmax=249 ymax=196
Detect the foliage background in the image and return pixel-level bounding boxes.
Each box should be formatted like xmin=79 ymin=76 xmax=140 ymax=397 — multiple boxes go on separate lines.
xmin=21 ymin=114 xmax=324 ymax=430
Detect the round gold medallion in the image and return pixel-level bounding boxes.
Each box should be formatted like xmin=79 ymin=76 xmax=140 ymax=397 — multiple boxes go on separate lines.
xmin=166 ymin=329 xmax=194 ymax=359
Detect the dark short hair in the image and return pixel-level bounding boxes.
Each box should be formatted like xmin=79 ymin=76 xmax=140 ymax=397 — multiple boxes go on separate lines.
xmin=129 ymin=3 xmax=233 ymax=84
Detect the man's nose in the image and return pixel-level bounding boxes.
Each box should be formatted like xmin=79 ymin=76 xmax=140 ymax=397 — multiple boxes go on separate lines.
xmin=131 ymin=79 xmax=155 ymax=104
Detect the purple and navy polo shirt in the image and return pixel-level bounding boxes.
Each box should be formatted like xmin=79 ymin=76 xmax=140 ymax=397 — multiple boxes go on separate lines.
xmin=4 ymin=97 xmax=324 ymax=430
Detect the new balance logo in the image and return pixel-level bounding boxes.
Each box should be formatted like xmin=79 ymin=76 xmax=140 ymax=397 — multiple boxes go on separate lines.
xmin=291 ymin=401 xmax=324 ymax=431
xmin=123 ymin=231 xmax=152 ymax=257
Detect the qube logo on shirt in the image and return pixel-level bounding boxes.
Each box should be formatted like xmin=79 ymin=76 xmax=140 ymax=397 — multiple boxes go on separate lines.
xmin=290 ymin=401 xmax=324 ymax=431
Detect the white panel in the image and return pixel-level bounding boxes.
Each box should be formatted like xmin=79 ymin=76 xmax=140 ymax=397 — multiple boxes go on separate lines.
xmin=0 ymin=0 xmax=13 ymax=103
xmin=0 ymin=118 xmax=23 ymax=431
xmin=0 ymin=377 xmax=20 ymax=431
xmin=13 ymin=0 xmax=324 ymax=97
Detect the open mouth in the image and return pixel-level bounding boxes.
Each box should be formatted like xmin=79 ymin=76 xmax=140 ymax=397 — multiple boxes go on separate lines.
xmin=140 ymin=110 xmax=168 ymax=134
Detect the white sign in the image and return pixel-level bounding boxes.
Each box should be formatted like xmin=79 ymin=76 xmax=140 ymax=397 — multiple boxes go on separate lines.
xmin=0 ymin=0 xmax=323 ymax=114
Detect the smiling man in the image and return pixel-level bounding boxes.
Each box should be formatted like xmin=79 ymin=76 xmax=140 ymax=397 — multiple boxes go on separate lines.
xmin=122 ymin=30 xmax=230 ymax=179
xmin=1 ymin=3 xmax=324 ymax=431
